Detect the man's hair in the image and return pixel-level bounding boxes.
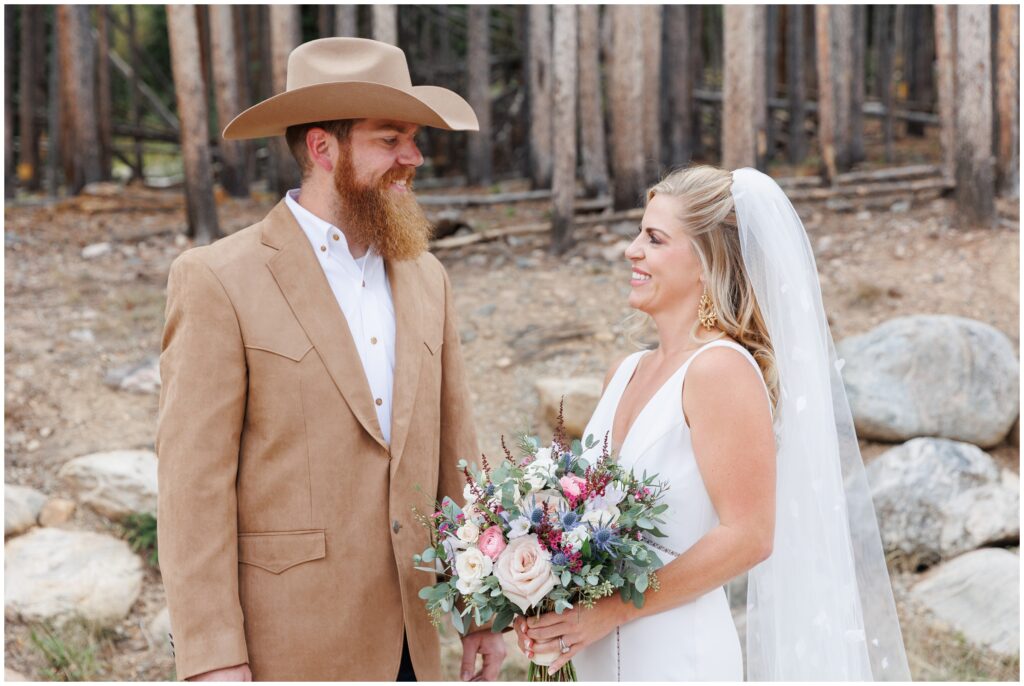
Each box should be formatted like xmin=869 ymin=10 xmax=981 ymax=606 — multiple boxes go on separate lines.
xmin=285 ymin=119 xmax=359 ymax=177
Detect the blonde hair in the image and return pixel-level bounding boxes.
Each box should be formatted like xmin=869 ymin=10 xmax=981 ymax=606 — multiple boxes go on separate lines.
xmin=627 ymin=164 xmax=779 ymax=410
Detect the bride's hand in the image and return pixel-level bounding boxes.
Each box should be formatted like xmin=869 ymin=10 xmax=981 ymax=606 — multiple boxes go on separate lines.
xmin=516 ymin=599 xmax=626 ymax=673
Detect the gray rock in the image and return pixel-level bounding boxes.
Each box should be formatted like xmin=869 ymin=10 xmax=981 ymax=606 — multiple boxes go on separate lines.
xmin=838 ymin=315 xmax=1019 ymax=447
xmin=81 ymin=242 xmax=112 ymax=259
xmin=57 ymin=450 xmax=158 ymax=521
xmin=4 ymin=527 xmax=143 ymax=627
xmin=867 ymin=438 xmax=1019 ymax=570
xmin=147 ymin=606 xmax=173 ymax=654
xmin=535 ymin=377 xmax=603 ymax=439
xmin=459 ymin=328 xmax=478 ymax=345
xmin=474 ymin=303 xmax=497 ymax=318
xmin=5 ymin=485 xmax=46 ymax=537
xmin=104 ymin=356 xmax=160 ymax=395
xmin=69 ymin=329 xmax=96 ymax=344
xmin=910 ymin=548 xmax=1019 ymax=656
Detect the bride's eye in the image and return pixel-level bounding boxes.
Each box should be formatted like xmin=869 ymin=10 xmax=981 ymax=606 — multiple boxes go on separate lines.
xmin=648 ymin=231 xmax=661 ymax=245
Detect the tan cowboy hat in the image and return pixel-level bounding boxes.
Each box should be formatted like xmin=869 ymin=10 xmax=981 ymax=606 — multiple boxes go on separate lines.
xmin=222 ymin=37 xmax=478 ymax=139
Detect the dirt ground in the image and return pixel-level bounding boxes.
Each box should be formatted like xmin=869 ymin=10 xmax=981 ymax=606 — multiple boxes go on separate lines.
xmin=3 ymin=180 xmax=1019 ymax=681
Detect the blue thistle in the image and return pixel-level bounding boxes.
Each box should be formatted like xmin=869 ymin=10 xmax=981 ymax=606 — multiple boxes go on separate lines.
xmin=485 ymin=484 xmax=496 ymax=496
xmin=529 ymin=506 xmax=546 ymax=526
xmin=591 ymin=525 xmax=618 ymax=553
xmin=558 ymin=509 xmax=582 ymax=531
xmin=551 ymin=552 xmax=568 ymax=567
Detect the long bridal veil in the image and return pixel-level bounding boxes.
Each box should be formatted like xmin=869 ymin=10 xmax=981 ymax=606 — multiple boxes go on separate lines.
xmin=731 ymin=168 xmax=911 ymax=681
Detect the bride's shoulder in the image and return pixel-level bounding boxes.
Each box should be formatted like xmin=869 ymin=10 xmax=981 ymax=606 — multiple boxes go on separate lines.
xmin=684 ymin=342 xmax=764 ymax=400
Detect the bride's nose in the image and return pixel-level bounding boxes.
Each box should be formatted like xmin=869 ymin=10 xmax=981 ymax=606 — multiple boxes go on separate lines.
xmin=624 ymin=235 xmax=643 ymax=261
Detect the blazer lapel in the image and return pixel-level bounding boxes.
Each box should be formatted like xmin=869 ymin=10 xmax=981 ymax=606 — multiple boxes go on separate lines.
xmin=386 ymin=257 xmax=424 ymax=466
xmin=262 ymin=202 xmax=388 ymax=452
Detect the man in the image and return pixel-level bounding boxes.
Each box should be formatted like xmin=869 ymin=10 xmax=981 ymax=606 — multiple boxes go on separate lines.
xmin=156 ymin=37 xmax=506 ymax=681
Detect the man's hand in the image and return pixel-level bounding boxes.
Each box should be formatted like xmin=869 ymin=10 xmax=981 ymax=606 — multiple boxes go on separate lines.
xmin=188 ymin=664 xmax=252 ymax=681
xmin=459 ymin=629 xmax=507 ymax=681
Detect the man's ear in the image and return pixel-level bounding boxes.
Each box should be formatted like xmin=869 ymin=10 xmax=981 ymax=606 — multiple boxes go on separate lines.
xmin=306 ymin=128 xmax=336 ymax=174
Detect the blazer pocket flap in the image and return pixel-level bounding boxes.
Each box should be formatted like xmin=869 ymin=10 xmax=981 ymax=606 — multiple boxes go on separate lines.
xmin=423 ymin=337 xmax=443 ymax=356
xmin=244 ymin=339 xmax=314 ymax=362
xmin=238 ymin=529 xmax=326 ymax=574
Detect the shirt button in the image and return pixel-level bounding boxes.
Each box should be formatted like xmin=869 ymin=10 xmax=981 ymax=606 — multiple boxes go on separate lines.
xmin=392 ymin=520 xmax=402 ymax=534
xmin=319 ymin=245 xmax=326 ymax=252
xmin=375 ymin=397 xmax=383 ymax=406
xmin=370 ymin=337 xmax=378 ymax=345
xmin=332 ymin=233 xmax=340 ymax=241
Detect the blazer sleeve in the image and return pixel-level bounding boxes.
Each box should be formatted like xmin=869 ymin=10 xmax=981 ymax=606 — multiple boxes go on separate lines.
xmin=156 ymin=253 xmax=249 ymax=680
xmin=435 ymin=263 xmax=479 ymax=507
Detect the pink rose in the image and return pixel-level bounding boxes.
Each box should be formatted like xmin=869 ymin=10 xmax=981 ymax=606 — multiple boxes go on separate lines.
xmin=559 ymin=474 xmax=586 ymax=499
xmin=478 ymin=525 xmax=507 ymax=561
xmin=494 ymin=534 xmax=557 ymax=612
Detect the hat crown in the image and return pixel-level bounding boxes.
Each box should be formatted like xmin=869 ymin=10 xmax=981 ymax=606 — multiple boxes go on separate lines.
xmin=286 ymin=38 xmax=412 ymax=91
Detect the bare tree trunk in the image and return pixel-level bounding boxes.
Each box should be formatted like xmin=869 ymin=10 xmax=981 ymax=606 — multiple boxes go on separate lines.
xmin=269 ymin=4 xmax=302 ymax=196
xmin=723 ymin=6 xmax=761 ymax=170
xmin=167 ymin=4 xmax=220 ymax=244
xmin=5 ymin=6 xmax=15 ymax=198
xmin=466 ymin=5 xmax=492 ymax=184
xmin=954 ymin=6 xmax=995 ymax=225
xmin=934 ymin=6 xmax=956 ymax=180
xmin=814 ymin=5 xmax=843 ymax=182
xmin=336 ymin=6 xmax=357 ymax=37
xmin=690 ymin=6 xmax=704 ymax=158
xmin=372 ymin=5 xmax=397 ymax=45
xmin=551 ymin=5 xmax=578 ymax=255
xmin=608 ymin=6 xmax=644 ymax=209
xmin=578 ymin=4 xmax=609 ymax=196
xmin=127 ymin=6 xmax=144 ymax=181
xmin=833 ymin=6 xmax=853 ymax=170
xmin=849 ymin=5 xmax=866 ymax=164
xmin=46 ymin=8 xmax=61 ymax=195
xmin=18 ymin=6 xmax=43 ymax=190
xmin=877 ymin=5 xmax=895 ymax=162
xmin=318 ymin=6 xmax=335 ymax=38
xmin=62 ymin=6 xmax=102 ymax=193
xmin=233 ymin=6 xmax=254 ymax=187
xmin=764 ymin=5 xmax=779 ymax=163
xmin=527 ymin=5 xmax=553 ymax=189
xmin=787 ymin=5 xmax=807 ymax=163
xmin=57 ymin=7 xmax=76 ymax=188
xmin=641 ymin=5 xmax=662 ymax=183
xmin=665 ymin=5 xmax=694 ymax=167
xmin=995 ymin=4 xmax=1019 ymax=197
xmin=96 ymin=6 xmax=112 ymax=180
xmin=210 ymin=5 xmax=249 ymax=197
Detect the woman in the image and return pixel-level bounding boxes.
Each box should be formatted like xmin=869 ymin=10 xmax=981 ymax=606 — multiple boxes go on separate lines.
xmin=514 ymin=166 xmax=910 ymax=681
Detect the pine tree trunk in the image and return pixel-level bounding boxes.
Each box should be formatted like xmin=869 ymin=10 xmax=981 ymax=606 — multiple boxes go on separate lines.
xmin=608 ymin=6 xmax=644 ymax=209
xmin=954 ymin=6 xmax=995 ymax=225
xmin=527 ymin=5 xmax=553 ymax=189
xmin=5 ymin=6 xmax=15 ymax=198
xmin=690 ymin=6 xmax=704 ymax=158
xmin=372 ymin=5 xmax=397 ymax=45
xmin=127 ymin=6 xmax=144 ymax=181
xmin=167 ymin=4 xmax=221 ymax=244
xmin=832 ymin=5 xmax=853 ymax=171
xmin=269 ymin=4 xmax=302 ymax=196
xmin=233 ymin=7 xmax=254 ymax=187
xmin=876 ymin=5 xmax=895 ymax=162
xmin=96 ymin=6 xmax=112 ymax=180
xmin=62 ymin=6 xmax=102 ymax=193
xmin=849 ymin=5 xmax=866 ymax=164
xmin=665 ymin=5 xmax=694 ymax=167
xmin=934 ymin=6 xmax=956 ymax=180
xmin=56 ymin=7 xmax=76 ymax=188
xmin=47 ymin=7 xmax=62 ymax=194
xmin=466 ymin=5 xmax=492 ymax=184
xmin=764 ymin=5 xmax=778 ymax=163
xmin=18 ymin=6 xmax=43 ymax=190
xmin=787 ymin=5 xmax=807 ymax=163
xmin=641 ymin=5 xmax=662 ymax=183
xmin=995 ymin=4 xmax=1019 ymax=197
xmin=336 ymin=6 xmax=357 ymax=37
xmin=318 ymin=6 xmax=335 ymax=38
xmin=550 ymin=5 xmax=578 ymax=255
xmin=814 ymin=5 xmax=839 ymax=182
xmin=723 ymin=5 xmax=760 ymax=170
xmin=578 ymin=4 xmax=609 ymax=196
xmin=210 ymin=5 xmax=249 ymax=197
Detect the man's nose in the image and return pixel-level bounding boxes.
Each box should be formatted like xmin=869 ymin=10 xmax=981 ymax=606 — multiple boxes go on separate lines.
xmin=398 ymin=139 xmax=424 ymax=167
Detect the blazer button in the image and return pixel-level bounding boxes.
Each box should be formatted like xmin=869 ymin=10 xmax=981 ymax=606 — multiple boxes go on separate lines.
xmin=392 ymin=520 xmax=402 ymax=534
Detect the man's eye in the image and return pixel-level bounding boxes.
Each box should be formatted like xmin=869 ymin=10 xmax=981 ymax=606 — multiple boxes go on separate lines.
xmin=383 ymin=138 xmax=398 ymax=146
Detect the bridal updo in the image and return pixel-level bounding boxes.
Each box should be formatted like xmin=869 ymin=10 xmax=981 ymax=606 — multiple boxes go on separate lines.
xmin=641 ymin=164 xmax=779 ymax=411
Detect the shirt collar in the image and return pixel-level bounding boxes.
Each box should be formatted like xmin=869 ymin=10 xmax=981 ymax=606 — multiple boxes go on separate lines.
xmin=284 ymin=189 xmax=380 ymax=266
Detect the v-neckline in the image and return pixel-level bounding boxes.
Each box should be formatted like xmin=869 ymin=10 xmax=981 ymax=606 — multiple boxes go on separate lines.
xmin=610 ymin=348 xmax=695 ymax=455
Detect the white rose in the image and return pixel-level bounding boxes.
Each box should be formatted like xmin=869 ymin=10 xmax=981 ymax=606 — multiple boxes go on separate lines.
xmin=525 ymin=455 xmax=557 ymax=491
xmin=508 ymin=516 xmax=531 ymax=539
xmin=457 ymin=522 xmax=480 ymax=544
xmin=581 ymin=504 xmax=620 ymax=528
xmin=563 ymin=527 xmax=589 ymax=553
xmin=455 ymin=547 xmax=493 ymax=594
xmin=493 ymin=534 xmax=557 ymax=612
xmin=534 ymin=447 xmax=553 ymax=462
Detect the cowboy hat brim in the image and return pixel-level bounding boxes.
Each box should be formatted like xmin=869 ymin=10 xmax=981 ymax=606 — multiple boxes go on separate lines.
xmin=222 ymin=82 xmax=479 ymax=140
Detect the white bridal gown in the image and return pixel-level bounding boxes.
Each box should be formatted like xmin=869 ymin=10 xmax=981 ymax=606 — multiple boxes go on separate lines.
xmin=574 ymin=339 xmax=768 ymax=681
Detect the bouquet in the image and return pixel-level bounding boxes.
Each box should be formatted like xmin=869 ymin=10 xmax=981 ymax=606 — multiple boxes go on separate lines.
xmin=413 ymin=408 xmax=670 ymax=681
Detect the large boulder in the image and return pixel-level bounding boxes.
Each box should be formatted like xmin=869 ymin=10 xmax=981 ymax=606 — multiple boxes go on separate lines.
xmin=535 ymin=377 xmax=603 ymax=439
xmin=910 ymin=548 xmax=1019 ymax=656
xmin=866 ymin=438 xmax=1019 ymax=570
xmin=837 ymin=315 xmax=1018 ymax=447
xmin=57 ymin=450 xmax=158 ymax=521
xmin=104 ymin=356 xmax=160 ymax=395
xmin=5 ymin=528 xmax=143 ymax=627
xmin=5 ymin=485 xmax=46 ymax=537
xmin=147 ymin=606 xmax=173 ymax=655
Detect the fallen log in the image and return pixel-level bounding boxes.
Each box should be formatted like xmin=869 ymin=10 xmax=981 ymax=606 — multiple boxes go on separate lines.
xmin=431 ymin=207 xmax=643 ymax=250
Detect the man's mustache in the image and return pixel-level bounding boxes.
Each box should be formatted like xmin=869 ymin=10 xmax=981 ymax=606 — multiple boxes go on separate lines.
xmin=381 ymin=166 xmax=416 ymax=189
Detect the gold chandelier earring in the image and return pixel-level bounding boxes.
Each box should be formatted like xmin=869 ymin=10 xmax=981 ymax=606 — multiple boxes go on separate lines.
xmin=698 ymin=288 xmax=718 ymax=330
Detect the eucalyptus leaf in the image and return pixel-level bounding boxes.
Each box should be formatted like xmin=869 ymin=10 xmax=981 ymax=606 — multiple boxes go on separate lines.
xmin=635 ymin=574 xmax=649 ymax=593
xmin=492 ymin=609 xmax=515 ymax=633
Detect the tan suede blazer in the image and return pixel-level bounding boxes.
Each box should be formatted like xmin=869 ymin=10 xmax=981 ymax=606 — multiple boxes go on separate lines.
xmin=156 ymin=201 xmax=475 ymax=680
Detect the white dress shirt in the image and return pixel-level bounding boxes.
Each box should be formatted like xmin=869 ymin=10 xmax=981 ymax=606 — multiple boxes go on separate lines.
xmin=285 ymin=189 xmax=396 ymax=445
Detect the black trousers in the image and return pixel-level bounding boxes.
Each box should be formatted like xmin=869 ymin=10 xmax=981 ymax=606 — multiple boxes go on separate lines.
xmin=396 ymin=634 xmax=417 ymax=682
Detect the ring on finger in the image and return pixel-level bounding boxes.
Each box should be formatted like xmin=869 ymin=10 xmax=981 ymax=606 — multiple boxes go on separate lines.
xmin=558 ymin=636 xmax=571 ymax=654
